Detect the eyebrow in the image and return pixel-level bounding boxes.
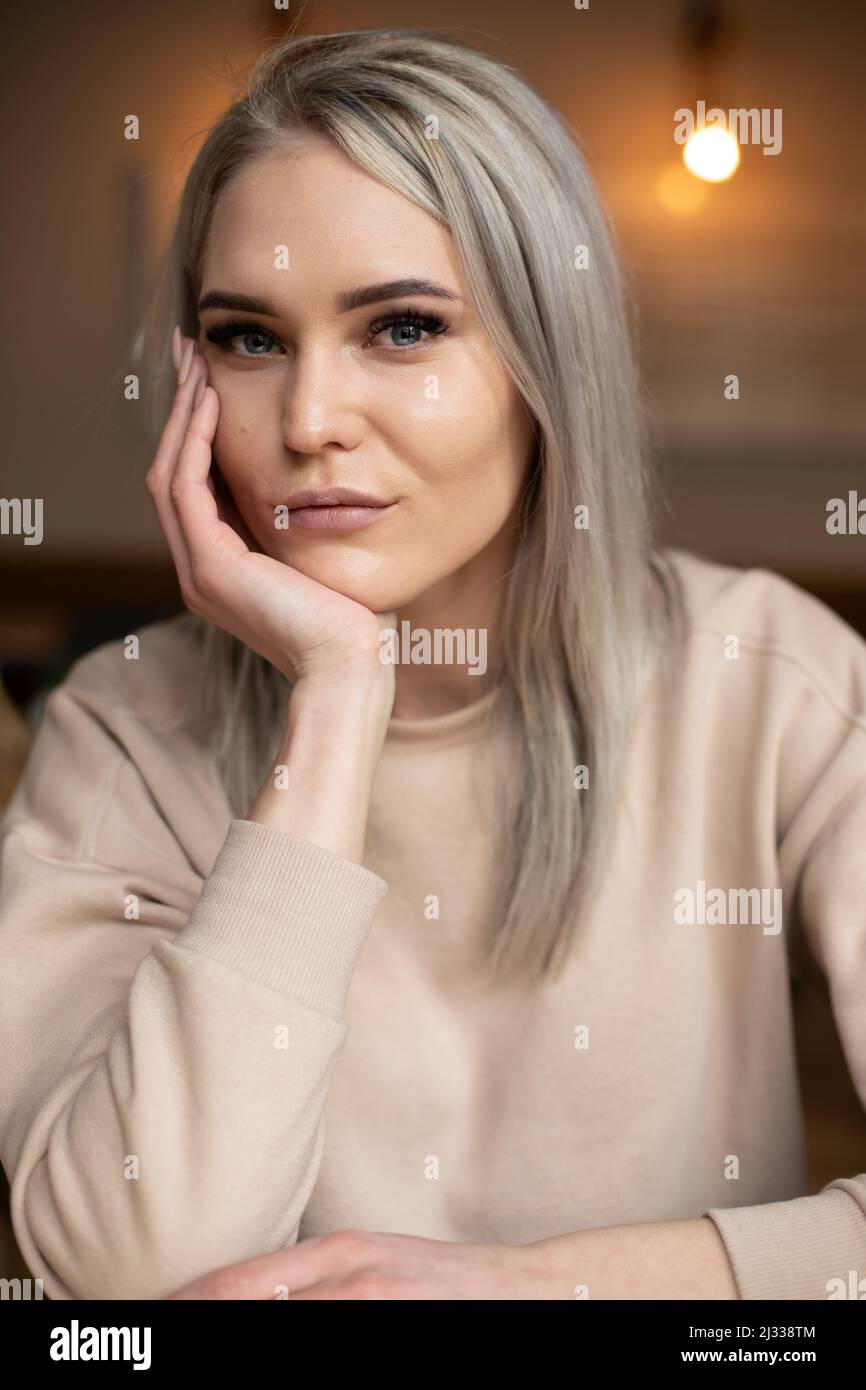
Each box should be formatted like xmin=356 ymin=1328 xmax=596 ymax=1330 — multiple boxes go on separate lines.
xmin=197 ymin=278 xmax=463 ymax=316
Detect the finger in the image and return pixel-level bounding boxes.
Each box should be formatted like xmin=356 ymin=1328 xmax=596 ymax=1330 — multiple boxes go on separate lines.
xmin=287 ymin=1278 xmax=370 ymax=1300
xmin=145 ymin=346 xmax=207 ymax=587
xmin=148 ymin=339 xmax=206 ymax=483
xmin=170 ymin=361 xmax=251 ymax=575
xmin=171 ymin=324 xmax=182 ymax=372
xmin=167 ymin=1236 xmax=346 ymax=1301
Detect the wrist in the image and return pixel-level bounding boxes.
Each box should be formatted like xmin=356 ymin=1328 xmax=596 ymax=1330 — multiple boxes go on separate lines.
xmin=293 ymin=661 xmax=393 ymax=707
xmin=521 ymin=1218 xmax=739 ymax=1300
xmin=244 ymin=672 xmax=392 ymax=863
xmin=285 ymin=669 xmax=394 ymax=784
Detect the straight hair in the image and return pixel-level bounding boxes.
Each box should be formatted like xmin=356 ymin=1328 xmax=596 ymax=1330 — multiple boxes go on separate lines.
xmin=133 ymin=27 xmax=687 ymax=987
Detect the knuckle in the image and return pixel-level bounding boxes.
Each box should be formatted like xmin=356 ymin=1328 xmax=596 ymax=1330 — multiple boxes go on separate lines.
xmin=349 ymin=1271 xmax=386 ymax=1300
xmin=206 ymin=1266 xmax=248 ymax=1301
xmin=327 ymin=1229 xmax=367 ymax=1258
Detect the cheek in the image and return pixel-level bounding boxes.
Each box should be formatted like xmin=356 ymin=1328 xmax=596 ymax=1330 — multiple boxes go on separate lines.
xmin=211 ymin=398 xmax=260 ymax=489
xmin=392 ymin=374 xmax=528 ymax=527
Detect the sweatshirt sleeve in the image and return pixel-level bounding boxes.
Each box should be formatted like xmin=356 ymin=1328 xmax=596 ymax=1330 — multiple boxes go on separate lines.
xmin=703 ymin=703 xmax=866 ymax=1300
xmin=0 ymin=669 xmax=389 ymax=1301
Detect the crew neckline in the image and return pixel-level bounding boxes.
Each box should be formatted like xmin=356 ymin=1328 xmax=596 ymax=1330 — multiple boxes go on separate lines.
xmin=385 ymin=679 xmax=505 ymax=745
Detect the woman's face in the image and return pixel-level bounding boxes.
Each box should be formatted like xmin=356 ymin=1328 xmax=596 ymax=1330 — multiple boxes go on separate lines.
xmin=197 ymin=135 xmax=536 ymax=614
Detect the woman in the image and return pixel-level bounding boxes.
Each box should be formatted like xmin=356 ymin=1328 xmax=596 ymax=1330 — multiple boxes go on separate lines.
xmin=1 ymin=27 xmax=864 ymax=1302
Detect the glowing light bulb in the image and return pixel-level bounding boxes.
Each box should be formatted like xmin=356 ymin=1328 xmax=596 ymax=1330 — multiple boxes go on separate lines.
xmin=683 ymin=126 xmax=740 ymax=182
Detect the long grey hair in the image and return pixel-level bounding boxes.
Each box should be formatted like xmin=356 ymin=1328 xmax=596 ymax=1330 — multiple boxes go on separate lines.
xmin=133 ymin=27 xmax=686 ymax=987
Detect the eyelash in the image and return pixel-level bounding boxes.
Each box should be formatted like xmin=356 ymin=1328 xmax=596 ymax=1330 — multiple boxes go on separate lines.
xmin=203 ymin=306 xmax=449 ymax=358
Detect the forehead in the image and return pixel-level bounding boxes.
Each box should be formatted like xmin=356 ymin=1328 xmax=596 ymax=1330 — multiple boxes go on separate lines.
xmin=201 ymin=138 xmax=462 ymax=304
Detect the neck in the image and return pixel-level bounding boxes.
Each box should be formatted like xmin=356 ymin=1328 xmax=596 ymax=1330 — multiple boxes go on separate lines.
xmin=388 ymin=521 xmax=517 ymax=720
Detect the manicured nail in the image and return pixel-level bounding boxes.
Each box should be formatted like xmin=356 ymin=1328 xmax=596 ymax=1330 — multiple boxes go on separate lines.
xmin=171 ymin=325 xmax=182 ymax=372
xmin=193 ymin=377 xmax=206 ymax=409
xmin=177 ymin=340 xmax=195 ymax=386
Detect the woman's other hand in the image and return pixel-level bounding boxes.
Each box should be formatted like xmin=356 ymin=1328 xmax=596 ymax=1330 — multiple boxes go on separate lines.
xmin=166 ymin=1229 xmax=554 ymax=1300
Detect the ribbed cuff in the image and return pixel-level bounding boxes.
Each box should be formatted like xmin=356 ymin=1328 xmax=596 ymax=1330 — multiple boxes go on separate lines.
xmin=171 ymin=818 xmax=389 ymax=1017
xmin=704 ymin=1179 xmax=866 ymax=1300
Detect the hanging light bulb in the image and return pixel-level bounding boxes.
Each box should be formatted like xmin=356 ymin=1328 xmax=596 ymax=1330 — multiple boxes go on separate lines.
xmin=671 ymin=0 xmax=742 ymax=191
xmin=683 ymin=125 xmax=740 ymax=181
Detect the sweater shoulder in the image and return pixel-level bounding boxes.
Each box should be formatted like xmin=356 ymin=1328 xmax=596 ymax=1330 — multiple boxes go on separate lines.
xmin=57 ymin=610 xmax=209 ymax=733
xmin=660 ymin=546 xmax=866 ymax=728
xmin=2 ymin=613 xmax=227 ymax=870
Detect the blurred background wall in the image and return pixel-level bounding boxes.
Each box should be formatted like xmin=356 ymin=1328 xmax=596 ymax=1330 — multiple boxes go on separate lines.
xmin=1 ymin=0 xmax=864 ymax=1282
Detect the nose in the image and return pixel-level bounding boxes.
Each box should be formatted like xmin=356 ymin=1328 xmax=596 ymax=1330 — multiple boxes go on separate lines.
xmin=278 ymin=343 xmax=362 ymax=455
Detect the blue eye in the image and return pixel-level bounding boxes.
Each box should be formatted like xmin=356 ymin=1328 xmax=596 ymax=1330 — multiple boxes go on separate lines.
xmin=203 ymin=305 xmax=449 ymax=358
xmin=366 ymin=308 xmax=448 ymax=351
xmin=204 ymin=322 xmax=280 ymax=356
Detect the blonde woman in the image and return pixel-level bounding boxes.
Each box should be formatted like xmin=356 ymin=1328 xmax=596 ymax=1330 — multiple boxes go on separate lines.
xmin=1 ymin=28 xmax=864 ymax=1302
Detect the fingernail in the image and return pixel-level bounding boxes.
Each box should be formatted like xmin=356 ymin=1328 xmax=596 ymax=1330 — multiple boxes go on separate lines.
xmin=177 ymin=340 xmax=195 ymax=385
xmin=193 ymin=377 xmax=206 ymax=409
xmin=171 ymin=325 xmax=182 ymax=372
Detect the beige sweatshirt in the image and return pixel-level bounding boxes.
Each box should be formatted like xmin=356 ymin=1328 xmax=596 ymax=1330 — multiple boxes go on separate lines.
xmin=1 ymin=546 xmax=865 ymax=1302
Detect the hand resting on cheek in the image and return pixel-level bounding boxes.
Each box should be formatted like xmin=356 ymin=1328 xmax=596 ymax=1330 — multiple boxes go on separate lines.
xmin=145 ymin=334 xmax=398 ymax=690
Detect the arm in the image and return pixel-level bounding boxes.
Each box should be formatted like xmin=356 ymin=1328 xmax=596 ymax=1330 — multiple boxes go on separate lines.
xmin=0 ymin=659 xmax=392 ymax=1301
xmin=528 ymin=1216 xmax=739 ymax=1299
xmin=163 ymin=1217 xmax=740 ymax=1300
xmin=246 ymin=670 xmax=392 ymax=864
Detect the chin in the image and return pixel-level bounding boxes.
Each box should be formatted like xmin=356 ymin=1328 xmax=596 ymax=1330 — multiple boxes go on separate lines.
xmin=273 ymin=545 xmax=415 ymax=613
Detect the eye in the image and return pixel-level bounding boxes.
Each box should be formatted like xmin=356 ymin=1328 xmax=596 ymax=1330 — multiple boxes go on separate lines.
xmin=203 ymin=305 xmax=449 ymax=359
xmin=204 ymin=320 xmax=283 ymax=356
xmin=366 ymin=307 xmax=448 ymax=352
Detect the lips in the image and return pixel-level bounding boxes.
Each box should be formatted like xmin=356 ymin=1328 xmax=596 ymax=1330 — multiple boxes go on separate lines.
xmin=285 ymin=487 xmax=393 ymax=509
xmin=286 ymin=501 xmax=398 ymax=533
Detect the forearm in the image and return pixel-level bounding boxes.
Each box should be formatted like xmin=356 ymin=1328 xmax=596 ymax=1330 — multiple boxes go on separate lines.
xmin=528 ymin=1216 xmax=740 ymax=1300
xmin=245 ymin=671 xmax=394 ymax=865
